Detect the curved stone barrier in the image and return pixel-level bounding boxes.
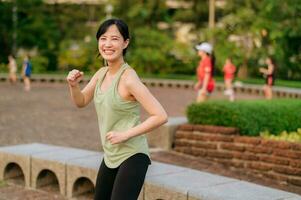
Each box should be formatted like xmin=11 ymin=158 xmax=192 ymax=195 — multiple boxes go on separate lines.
xmin=66 ymin=153 xmax=102 ymax=199
xmin=0 ymin=143 xmax=63 ymax=188
xmin=0 ymin=143 xmax=301 ymax=199
xmin=2 ymin=163 xmax=25 ymax=186
xmin=30 ymin=147 xmax=99 ymax=195
xmin=1 ymin=73 xmax=300 ymax=99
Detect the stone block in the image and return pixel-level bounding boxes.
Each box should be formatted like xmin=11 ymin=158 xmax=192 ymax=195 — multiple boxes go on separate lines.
xmin=31 ymin=146 xmax=98 ymax=195
xmin=66 ymin=152 xmax=102 ymax=198
xmin=146 ymin=161 xmax=187 ymax=178
xmin=0 ymin=143 xmax=63 ymax=187
xmin=145 ymin=163 xmax=236 ymax=200
xmin=147 ymin=117 xmax=187 ymax=150
xmin=143 ymin=161 xmax=188 ymax=199
xmin=144 ymin=182 xmax=187 ymax=200
xmin=67 ymin=152 xmax=145 ymax=199
xmin=138 ymin=185 xmax=144 ymax=200
xmin=188 ymin=180 xmax=301 ymax=200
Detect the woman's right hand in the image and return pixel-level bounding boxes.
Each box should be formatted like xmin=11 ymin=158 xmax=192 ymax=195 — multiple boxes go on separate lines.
xmin=66 ymin=69 xmax=84 ymax=87
xmin=194 ymin=82 xmax=201 ymax=91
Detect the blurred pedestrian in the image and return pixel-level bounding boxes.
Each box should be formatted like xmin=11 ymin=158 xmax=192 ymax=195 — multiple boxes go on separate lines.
xmin=66 ymin=18 xmax=167 ymax=200
xmin=194 ymin=42 xmax=216 ymax=102
xmin=7 ymin=54 xmax=17 ymax=84
xmin=22 ymin=55 xmax=32 ymax=91
xmin=223 ymin=57 xmax=236 ymax=101
xmin=259 ymin=56 xmax=276 ymax=100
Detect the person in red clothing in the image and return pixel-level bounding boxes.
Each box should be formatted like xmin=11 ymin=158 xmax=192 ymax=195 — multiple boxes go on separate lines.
xmin=259 ymin=56 xmax=276 ymax=100
xmin=194 ymin=42 xmax=215 ymax=102
xmin=223 ymin=57 xmax=236 ymax=101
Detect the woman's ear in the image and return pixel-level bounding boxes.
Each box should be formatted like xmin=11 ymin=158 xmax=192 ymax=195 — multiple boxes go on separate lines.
xmin=123 ymin=39 xmax=130 ymax=49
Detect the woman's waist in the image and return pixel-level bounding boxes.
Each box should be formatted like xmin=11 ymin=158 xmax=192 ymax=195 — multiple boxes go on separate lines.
xmin=103 ymin=135 xmax=148 ymax=154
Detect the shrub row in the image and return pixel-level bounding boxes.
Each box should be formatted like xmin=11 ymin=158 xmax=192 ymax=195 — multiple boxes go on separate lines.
xmin=261 ymin=129 xmax=301 ymax=143
xmin=186 ymin=99 xmax=301 ymax=136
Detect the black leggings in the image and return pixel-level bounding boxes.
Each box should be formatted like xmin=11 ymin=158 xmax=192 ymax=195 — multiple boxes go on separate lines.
xmin=94 ymin=153 xmax=150 ymax=200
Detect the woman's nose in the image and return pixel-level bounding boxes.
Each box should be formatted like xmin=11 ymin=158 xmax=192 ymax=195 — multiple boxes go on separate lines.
xmin=104 ymin=40 xmax=112 ymax=47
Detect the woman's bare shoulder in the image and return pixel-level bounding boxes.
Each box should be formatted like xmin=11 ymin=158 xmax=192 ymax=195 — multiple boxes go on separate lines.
xmin=93 ymin=66 xmax=108 ymax=77
xmin=124 ymin=67 xmax=140 ymax=78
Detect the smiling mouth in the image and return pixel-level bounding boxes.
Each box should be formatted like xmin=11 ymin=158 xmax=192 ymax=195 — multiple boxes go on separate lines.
xmin=103 ymin=49 xmax=115 ymax=55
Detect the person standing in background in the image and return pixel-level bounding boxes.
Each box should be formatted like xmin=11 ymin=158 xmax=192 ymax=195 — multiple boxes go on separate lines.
xmin=259 ymin=56 xmax=276 ymax=100
xmin=7 ymin=54 xmax=17 ymax=84
xmin=223 ymin=57 xmax=236 ymax=101
xmin=194 ymin=42 xmax=216 ymax=103
xmin=22 ymin=55 xmax=32 ymax=91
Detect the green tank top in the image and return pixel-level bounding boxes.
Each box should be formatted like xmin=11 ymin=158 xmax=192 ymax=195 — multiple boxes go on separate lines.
xmin=94 ymin=63 xmax=150 ymax=168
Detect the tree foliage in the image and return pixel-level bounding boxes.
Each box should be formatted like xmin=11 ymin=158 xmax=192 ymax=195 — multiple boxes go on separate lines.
xmin=0 ymin=0 xmax=300 ymax=80
xmin=208 ymin=0 xmax=301 ymax=79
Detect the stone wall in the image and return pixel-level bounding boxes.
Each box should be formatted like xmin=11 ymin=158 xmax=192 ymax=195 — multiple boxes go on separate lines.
xmin=174 ymin=124 xmax=301 ymax=189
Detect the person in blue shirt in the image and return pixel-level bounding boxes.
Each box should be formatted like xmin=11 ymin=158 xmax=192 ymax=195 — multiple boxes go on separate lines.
xmin=22 ymin=55 xmax=32 ymax=91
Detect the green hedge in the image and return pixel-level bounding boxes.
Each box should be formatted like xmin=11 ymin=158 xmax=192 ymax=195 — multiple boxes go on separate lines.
xmin=261 ymin=129 xmax=301 ymax=143
xmin=186 ymin=100 xmax=301 ymax=136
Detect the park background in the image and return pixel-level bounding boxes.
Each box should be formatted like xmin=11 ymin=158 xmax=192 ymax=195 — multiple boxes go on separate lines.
xmin=0 ymin=0 xmax=301 ymax=86
xmin=1 ymin=0 xmax=301 ymax=199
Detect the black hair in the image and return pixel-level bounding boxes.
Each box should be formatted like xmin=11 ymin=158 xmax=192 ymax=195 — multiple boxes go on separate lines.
xmin=267 ymin=56 xmax=277 ymax=75
xmin=96 ymin=18 xmax=130 ymax=56
xmin=211 ymin=52 xmax=216 ymax=77
xmin=205 ymin=52 xmax=215 ymax=77
xmin=268 ymin=56 xmax=276 ymax=66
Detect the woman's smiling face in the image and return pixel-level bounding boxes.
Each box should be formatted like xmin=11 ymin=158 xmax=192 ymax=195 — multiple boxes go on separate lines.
xmin=98 ymin=25 xmax=129 ymax=62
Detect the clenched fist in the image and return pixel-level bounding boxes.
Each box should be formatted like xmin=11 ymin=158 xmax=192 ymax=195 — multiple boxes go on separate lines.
xmin=66 ymin=69 xmax=84 ymax=87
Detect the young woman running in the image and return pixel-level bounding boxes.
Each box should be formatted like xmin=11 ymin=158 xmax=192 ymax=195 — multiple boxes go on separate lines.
xmin=66 ymin=19 xmax=167 ymax=200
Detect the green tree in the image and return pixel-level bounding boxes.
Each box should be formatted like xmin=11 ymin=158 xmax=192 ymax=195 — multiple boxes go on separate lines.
xmin=207 ymin=0 xmax=301 ymax=80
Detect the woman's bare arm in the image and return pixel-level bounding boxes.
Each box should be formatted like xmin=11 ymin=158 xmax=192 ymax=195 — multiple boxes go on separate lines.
xmin=67 ymin=68 xmax=102 ymax=108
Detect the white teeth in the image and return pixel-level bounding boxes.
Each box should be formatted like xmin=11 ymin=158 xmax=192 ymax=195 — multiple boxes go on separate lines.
xmin=103 ymin=50 xmax=114 ymax=54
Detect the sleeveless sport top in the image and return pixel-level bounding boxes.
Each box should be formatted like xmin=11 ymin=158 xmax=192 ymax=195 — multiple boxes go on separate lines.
xmin=94 ymin=63 xmax=150 ymax=168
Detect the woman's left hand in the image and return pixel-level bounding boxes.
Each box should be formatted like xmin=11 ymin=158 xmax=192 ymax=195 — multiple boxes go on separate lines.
xmin=106 ymin=131 xmax=130 ymax=145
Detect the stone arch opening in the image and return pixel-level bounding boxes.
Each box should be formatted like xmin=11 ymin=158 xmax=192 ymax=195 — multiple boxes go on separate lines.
xmin=4 ymin=162 xmax=25 ymax=186
xmin=72 ymin=177 xmax=94 ymax=199
xmin=36 ymin=169 xmax=60 ymax=193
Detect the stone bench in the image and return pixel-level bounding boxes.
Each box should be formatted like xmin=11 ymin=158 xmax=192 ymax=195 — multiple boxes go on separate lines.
xmin=145 ymin=162 xmax=301 ymax=200
xmin=1 ymin=143 xmax=301 ymax=200
xmin=0 ymin=143 xmax=63 ymax=188
xmin=30 ymin=146 xmax=99 ymax=195
xmin=66 ymin=153 xmax=103 ymax=198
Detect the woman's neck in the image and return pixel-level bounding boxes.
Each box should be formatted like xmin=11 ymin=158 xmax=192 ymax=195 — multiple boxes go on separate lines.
xmin=106 ymin=58 xmax=125 ymax=75
xmin=202 ymin=54 xmax=209 ymax=60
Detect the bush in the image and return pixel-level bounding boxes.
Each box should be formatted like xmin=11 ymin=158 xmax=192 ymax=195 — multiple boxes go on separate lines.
xmin=30 ymin=56 xmax=49 ymax=73
xmin=186 ymin=99 xmax=301 ymax=136
xmin=261 ymin=129 xmax=301 ymax=143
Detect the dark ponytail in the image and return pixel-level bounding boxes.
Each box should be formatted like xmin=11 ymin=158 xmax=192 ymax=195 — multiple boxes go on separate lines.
xmin=207 ymin=52 xmax=215 ymax=77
